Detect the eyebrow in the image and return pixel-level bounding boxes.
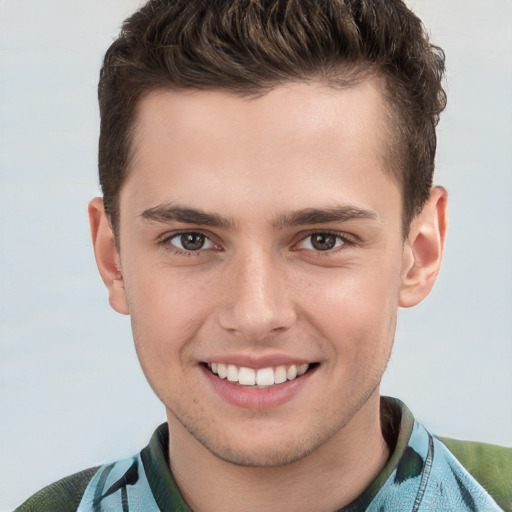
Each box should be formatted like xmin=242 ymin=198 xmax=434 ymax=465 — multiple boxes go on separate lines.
xmin=271 ymin=206 xmax=378 ymax=229
xmin=140 ymin=204 xmax=236 ymax=229
xmin=140 ymin=203 xmax=377 ymax=229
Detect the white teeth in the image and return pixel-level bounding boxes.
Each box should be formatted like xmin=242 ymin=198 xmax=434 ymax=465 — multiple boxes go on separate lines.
xmin=239 ymin=367 xmax=256 ymax=386
xmin=217 ymin=363 xmax=227 ymax=379
xmin=297 ymin=364 xmax=308 ymax=376
xmin=287 ymin=365 xmax=298 ymax=380
xmin=256 ymin=367 xmax=274 ymax=386
xmin=227 ymin=364 xmax=239 ymax=382
xmin=208 ymin=362 xmax=310 ymax=387
xmin=274 ymin=366 xmax=287 ymax=384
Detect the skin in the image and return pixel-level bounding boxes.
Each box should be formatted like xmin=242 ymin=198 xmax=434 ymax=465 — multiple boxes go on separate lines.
xmin=90 ymin=79 xmax=447 ymax=511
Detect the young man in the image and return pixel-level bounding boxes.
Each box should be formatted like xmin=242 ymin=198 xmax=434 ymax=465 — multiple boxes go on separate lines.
xmin=15 ymin=0 xmax=510 ymax=511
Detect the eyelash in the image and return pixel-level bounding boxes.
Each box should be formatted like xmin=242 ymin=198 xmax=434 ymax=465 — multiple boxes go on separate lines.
xmin=296 ymin=230 xmax=355 ymax=255
xmin=159 ymin=230 xmax=355 ymax=257
xmin=159 ymin=231 xmax=218 ymax=257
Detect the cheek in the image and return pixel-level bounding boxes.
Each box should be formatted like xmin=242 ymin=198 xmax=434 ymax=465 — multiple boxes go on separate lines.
xmin=299 ymin=260 xmax=402 ymax=355
xmin=124 ymin=267 xmax=215 ymax=371
xmin=127 ymin=262 xmax=214 ymax=322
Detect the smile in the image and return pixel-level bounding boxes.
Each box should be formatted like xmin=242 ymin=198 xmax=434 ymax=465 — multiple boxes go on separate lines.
xmin=206 ymin=362 xmax=311 ymax=388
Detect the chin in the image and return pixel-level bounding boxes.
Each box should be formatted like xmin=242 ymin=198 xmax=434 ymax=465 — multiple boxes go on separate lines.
xmin=174 ymin=409 xmax=347 ymax=469
xmin=198 ymin=436 xmax=318 ymax=468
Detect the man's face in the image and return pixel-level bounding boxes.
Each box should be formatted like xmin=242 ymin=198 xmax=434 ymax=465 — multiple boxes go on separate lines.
xmin=115 ymin=81 xmax=409 ymax=466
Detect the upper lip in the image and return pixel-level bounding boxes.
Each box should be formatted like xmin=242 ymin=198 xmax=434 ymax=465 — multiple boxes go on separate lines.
xmin=203 ymin=353 xmax=313 ymax=369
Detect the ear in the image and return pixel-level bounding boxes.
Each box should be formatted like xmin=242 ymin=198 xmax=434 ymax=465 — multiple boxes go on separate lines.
xmin=399 ymin=186 xmax=448 ymax=308
xmin=88 ymin=197 xmax=129 ymax=315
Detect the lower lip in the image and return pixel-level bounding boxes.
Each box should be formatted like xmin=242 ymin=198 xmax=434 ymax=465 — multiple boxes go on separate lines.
xmin=201 ymin=365 xmax=314 ymax=410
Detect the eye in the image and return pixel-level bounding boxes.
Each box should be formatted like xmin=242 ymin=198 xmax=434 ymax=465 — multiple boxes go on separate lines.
xmin=299 ymin=232 xmax=345 ymax=251
xmin=166 ymin=232 xmax=215 ymax=252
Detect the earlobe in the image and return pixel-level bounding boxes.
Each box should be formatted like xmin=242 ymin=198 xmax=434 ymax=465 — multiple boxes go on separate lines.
xmin=88 ymin=197 xmax=129 ymax=315
xmin=399 ymin=186 xmax=448 ymax=308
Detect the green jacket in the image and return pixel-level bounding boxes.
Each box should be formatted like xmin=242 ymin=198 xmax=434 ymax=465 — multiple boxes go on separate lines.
xmin=15 ymin=398 xmax=511 ymax=511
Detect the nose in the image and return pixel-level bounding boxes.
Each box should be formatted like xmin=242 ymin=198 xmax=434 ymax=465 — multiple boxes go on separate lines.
xmin=217 ymin=250 xmax=296 ymax=342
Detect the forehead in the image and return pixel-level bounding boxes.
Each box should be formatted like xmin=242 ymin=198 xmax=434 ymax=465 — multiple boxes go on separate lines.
xmin=131 ymin=79 xmax=390 ymax=159
xmin=122 ymin=80 xmax=399 ymax=221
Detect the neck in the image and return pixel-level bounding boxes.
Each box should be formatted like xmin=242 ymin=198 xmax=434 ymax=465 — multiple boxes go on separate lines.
xmin=167 ymin=392 xmax=389 ymax=512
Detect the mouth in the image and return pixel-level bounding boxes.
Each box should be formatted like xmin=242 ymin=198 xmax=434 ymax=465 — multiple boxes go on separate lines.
xmin=203 ymin=362 xmax=318 ymax=388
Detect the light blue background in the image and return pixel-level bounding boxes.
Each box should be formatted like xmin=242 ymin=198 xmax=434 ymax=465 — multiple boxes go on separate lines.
xmin=1 ymin=1 xmax=511 ymax=510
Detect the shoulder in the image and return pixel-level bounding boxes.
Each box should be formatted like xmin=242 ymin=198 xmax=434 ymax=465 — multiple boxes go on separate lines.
xmin=14 ymin=466 xmax=100 ymax=512
xmin=380 ymin=398 xmax=510 ymax=511
xmin=13 ymin=424 xmax=173 ymax=512
xmin=437 ymin=436 xmax=512 ymax=512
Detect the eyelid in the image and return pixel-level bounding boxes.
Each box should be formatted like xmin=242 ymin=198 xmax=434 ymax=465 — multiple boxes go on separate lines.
xmin=159 ymin=230 xmax=220 ymax=254
xmin=294 ymin=230 xmax=357 ymax=252
xmin=157 ymin=228 xmax=357 ymax=256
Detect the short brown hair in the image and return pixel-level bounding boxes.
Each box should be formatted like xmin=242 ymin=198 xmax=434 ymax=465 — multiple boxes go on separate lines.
xmin=98 ymin=0 xmax=446 ymax=237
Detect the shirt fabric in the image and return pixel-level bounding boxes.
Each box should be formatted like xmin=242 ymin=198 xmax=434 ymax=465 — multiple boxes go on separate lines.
xmin=15 ymin=397 xmax=511 ymax=511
